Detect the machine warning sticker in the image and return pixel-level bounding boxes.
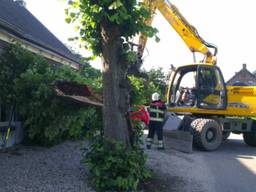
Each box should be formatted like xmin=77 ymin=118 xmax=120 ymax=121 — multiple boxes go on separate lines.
xmin=228 ymin=102 xmax=249 ymax=109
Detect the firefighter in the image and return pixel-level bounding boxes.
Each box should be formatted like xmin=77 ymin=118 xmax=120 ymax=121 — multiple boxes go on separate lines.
xmin=146 ymin=92 xmax=166 ymax=150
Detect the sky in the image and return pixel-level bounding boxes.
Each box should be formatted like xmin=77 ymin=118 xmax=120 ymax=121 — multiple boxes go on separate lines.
xmin=24 ymin=0 xmax=256 ymax=81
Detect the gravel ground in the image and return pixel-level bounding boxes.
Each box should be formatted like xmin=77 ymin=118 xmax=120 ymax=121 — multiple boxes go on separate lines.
xmin=0 ymin=141 xmax=94 ymax=192
xmin=0 ymin=140 xmax=215 ymax=192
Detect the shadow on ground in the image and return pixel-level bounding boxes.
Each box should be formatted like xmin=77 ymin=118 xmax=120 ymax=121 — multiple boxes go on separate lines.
xmin=193 ymin=134 xmax=256 ymax=192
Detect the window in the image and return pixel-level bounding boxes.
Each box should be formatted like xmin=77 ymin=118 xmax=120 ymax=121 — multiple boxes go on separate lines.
xmin=197 ymin=66 xmax=227 ymax=109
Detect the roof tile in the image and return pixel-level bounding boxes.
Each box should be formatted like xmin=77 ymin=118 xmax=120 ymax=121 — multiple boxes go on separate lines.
xmin=0 ymin=0 xmax=81 ymax=65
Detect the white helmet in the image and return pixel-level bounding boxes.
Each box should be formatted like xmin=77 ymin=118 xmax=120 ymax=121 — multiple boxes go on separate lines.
xmin=152 ymin=92 xmax=160 ymax=101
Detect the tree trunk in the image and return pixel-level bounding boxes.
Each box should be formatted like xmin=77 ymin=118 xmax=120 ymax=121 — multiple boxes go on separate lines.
xmin=101 ymin=21 xmax=130 ymax=147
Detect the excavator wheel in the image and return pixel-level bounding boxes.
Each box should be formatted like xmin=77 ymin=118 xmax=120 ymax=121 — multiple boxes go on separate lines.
xmin=222 ymin=131 xmax=231 ymax=141
xmin=243 ymin=132 xmax=256 ymax=146
xmin=191 ymin=118 xmax=222 ymax=151
xmin=243 ymin=121 xmax=256 ymax=146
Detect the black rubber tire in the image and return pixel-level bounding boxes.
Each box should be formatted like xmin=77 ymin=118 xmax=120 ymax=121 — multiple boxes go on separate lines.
xmin=243 ymin=120 xmax=256 ymax=147
xmin=243 ymin=131 xmax=256 ymax=146
xmin=191 ymin=118 xmax=223 ymax=151
xmin=222 ymin=131 xmax=231 ymax=141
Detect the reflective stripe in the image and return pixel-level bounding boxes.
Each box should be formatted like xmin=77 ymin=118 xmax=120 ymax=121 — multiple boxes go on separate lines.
xmin=158 ymin=140 xmax=164 ymax=148
xmin=150 ymin=117 xmax=164 ymax=122
xmin=149 ymin=109 xmax=164 ymax=114
xmin=6 ymin=127 xmax=11 ymax=140
xmin=149 ymin=104 xmax=165 ymax=122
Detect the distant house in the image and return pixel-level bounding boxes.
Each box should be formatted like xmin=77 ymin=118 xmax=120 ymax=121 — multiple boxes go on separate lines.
xmin=226 ymin=64 xmax=256 ymax=86
xmin=0 ymin=0 xmax=81 ymax=69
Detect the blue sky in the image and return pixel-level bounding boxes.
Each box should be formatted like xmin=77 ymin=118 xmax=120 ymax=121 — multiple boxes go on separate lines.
xmin=25 ymin=0 xmax=256 ymax=80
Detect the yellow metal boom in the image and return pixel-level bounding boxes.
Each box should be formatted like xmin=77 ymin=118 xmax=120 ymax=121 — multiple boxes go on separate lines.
xmin=139 ymin=0 xmax=217 ymax=64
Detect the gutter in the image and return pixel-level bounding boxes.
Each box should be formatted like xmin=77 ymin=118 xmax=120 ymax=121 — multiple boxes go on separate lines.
xmin=0 ymin=19 xmax=81 ymax=69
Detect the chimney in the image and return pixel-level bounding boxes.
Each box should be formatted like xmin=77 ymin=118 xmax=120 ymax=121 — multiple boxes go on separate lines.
xmin=14 ymin=0 xmax=26 ymax=8
xmin=243 ymin=63 xmax=247 ymax=70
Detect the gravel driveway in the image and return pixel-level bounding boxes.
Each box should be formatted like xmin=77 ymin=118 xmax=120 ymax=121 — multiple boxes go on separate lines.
xmin=0 ymin=141 xmax=94 ymax=192
xmin=0 ymin=140 xmax=216 ymax=192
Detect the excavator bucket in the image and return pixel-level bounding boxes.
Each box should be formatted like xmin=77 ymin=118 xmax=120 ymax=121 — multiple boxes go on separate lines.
xmin=54 ymin=80 xmax=103 ymax=107
xmin=163 ymin=113 xmax=193 ymax=153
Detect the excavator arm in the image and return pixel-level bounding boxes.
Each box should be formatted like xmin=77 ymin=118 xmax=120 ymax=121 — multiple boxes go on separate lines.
xmin=139 ymin=0 xmax=217 ymax=65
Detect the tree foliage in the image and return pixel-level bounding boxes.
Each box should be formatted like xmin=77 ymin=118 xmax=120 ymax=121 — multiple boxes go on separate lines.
xmin=129 ymin=68 xmax=167 ymax=105
xmin=66 ymin=0 xmax=157 ymax=57
xmin=146 ymin=68 xmax=166 ymax=94
xmin=80 ymin=64 xmax=103 ymax=93
xmin=0 ymin=45 xmax=102 ymax=146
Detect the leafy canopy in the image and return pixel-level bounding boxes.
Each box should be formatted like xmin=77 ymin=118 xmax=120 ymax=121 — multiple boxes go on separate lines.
xmin=0 ymin=45 xmax=102 ymax=146
xmin=66 ymin=0 xmax=158 ymax=56
xmin=129 ymin=68 xmax=166 ymax=105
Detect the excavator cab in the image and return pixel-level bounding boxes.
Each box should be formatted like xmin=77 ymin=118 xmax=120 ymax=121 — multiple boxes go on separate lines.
xmin=168 ymin=64 xmax=227 ymax=110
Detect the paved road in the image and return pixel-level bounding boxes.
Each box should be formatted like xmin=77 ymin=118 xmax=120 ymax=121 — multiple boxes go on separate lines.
xmin=194 ymin=134 xmax=256 ymax=192
xmin=146 ymin=131 xmax=256 ymax=192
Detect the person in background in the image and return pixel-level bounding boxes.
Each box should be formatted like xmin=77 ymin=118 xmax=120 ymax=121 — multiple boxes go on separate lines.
xmin=146 ymin=92 xmax=167 ymax=150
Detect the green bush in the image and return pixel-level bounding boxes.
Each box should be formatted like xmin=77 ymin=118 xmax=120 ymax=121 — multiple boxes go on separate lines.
xmin=0 ymin=44 xmax=102 ymax=146
xmin=83 ymin=117 xmax=150 ymax=192
xmin=84 ymin=139 xmax=150 ymax=192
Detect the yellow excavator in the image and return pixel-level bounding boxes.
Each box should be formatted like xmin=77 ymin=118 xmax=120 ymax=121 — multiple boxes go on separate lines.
xmin=138 ymin=0 xmax=256 ymax=151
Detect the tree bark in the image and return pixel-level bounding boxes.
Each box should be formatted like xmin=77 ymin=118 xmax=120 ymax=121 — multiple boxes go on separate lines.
xmin=101 ymin=21 xmax=130 ymax=147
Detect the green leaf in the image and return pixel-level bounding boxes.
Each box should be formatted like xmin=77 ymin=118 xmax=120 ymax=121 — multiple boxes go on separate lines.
xmin=155 ymin=36 xmax=160 ymax=43
xmin=108 ymin=0 xmax=123 ymax=10
xmin=70 ymin=12 xmax=76 ymax=18
xmin=65 ymin=17 xmax=71 ymax=24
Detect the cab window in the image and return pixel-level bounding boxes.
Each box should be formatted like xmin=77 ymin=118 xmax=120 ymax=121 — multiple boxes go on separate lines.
xmin=197 ymin=66 xmax=226 ymax=109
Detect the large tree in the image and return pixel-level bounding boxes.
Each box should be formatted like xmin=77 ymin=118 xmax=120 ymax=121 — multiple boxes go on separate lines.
xmin=66 ymin=0 xmax=157 ymax=146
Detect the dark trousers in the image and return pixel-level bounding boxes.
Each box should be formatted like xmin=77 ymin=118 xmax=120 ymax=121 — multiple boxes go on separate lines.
xmin=147 ymin=121 xmax=163 ymax=140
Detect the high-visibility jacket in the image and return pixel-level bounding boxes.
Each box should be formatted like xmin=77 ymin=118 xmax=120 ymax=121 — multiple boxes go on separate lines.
xmin=149 ymin=100 xmax=166 ymax=122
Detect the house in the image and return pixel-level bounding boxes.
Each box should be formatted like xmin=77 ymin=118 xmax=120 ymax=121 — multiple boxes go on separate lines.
xmin=0 ymin=0 xmax=81 ymax=69
xmin=226 ymin=64 xmax=256 ymax=86
xmin=0 ymin=0 xmax=82 ymax=148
